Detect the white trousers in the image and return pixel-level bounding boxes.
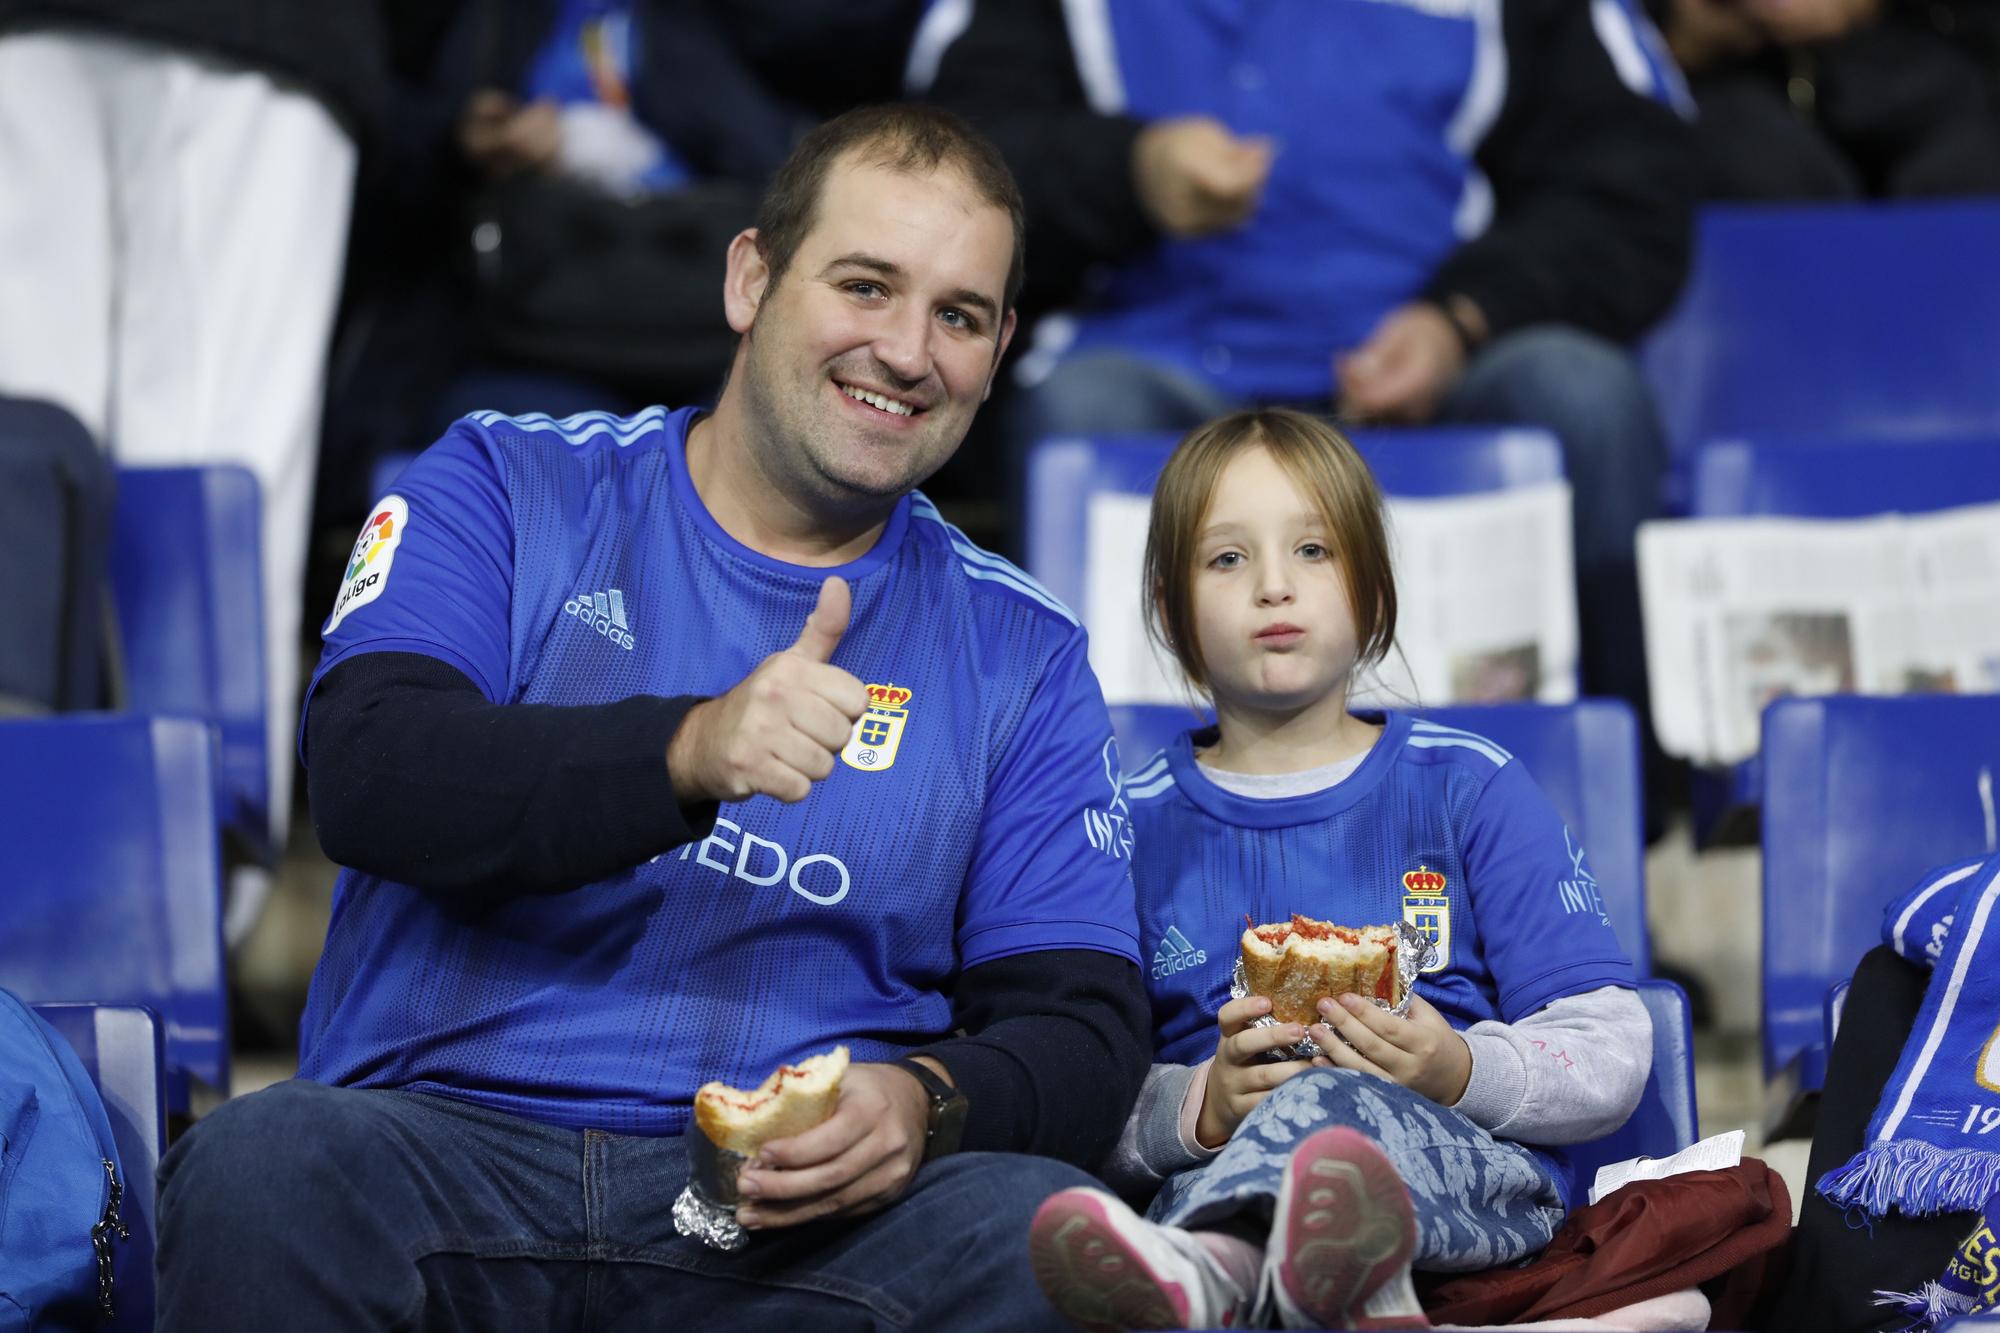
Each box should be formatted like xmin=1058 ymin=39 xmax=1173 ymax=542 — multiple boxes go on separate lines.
xmin=0 ymin=29 xmax=358 ymax=866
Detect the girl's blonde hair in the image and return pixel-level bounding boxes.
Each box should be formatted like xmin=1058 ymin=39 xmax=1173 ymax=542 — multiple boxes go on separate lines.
xmin=1142 ymin=408 xmax=1397 ymax=691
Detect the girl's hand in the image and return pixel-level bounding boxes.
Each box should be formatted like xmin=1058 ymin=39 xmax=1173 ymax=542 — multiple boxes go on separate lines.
xmin=1194 ymin=996 xmax=1317 ymax=1149
xmin=1310 ymin=992 xmax=1472 ymax=1106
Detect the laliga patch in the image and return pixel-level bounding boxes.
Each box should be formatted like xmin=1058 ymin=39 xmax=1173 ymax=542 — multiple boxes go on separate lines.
xmin=324 ymin=495 xmax=407 ymax=635
xmin=841 ymin=683 xmax=912 ymax=772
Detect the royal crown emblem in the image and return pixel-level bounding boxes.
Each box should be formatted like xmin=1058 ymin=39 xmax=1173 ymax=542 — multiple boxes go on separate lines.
xmin=1403 ymin=866 xmax=1447 ymax=894
xmin=841 ymin=682 xmax=913 ymax=773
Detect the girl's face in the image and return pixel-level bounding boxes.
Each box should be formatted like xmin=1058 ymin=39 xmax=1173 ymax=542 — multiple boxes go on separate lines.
xmin=1189 ymin=445 xmax=1361 ymax=714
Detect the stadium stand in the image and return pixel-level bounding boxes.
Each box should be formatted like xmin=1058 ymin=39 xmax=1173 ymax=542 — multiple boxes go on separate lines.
xmin=1565 ymin=979 xmax=1702 ymax=1197
xmin=1030 ymin=426 xmax=1578 ymax=713
xmin=1691 ymin=430 xmax=2000 ymax=520
xmin=1660 ymin=431 xmax=2000 ymax=843
xmin=1643 ymin=200 xmax=2000 ymax=493
xmin=33 ymin=1002 xmax=166 ymax=1333
xmin=1760 ymin=694 xmax=2000 ymax=1130
xmin=0 ymin=715 xmax=228 ymax=1113
xmin=110 ymin=466 xmax=270 ymax=865
xmin=1027 ymin=426 xmax=1565 ymax=615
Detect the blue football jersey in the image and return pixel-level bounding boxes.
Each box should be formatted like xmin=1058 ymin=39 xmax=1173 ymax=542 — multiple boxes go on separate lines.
xmin=1129 ymin=713 xmax=1634 ymax=1141
xmin=297 ymin=406 xmax=1142 ymax=1133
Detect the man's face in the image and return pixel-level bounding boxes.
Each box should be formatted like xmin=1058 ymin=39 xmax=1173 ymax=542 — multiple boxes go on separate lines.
xmin=724 ymin=157 xmax=1017 ymax=507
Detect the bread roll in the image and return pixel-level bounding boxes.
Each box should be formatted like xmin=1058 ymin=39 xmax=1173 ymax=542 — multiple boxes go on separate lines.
xmin=692 ymin=1046 xmax=849 ymax=1155
xmin=1240 ymin=916 xmax=1400 ymax=1025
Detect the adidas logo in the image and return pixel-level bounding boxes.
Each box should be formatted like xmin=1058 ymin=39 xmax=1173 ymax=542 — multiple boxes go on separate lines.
xmin=564 ymin=588 xmax=636 ymax=650
xmin=1151 ymin=926 xmax=1207 ymax=980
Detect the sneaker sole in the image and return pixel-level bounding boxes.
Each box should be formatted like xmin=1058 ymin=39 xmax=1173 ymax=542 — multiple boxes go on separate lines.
xmin=1271 ymin=1127 xmax=1418 ymax=1328
xmin=1028 ymin=1189 xmax=1193 ymax=1333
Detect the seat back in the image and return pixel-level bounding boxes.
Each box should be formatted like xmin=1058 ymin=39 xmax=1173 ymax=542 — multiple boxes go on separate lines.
xmin=1566 ymin=979 xmax=1701 ymax=1193
xmin=0 ymin=715 xmax=227 ymax=1108
xmin=1032 ymin=427 xmax=1572 ymax=707
xmin=1110 ymin=700 xmax=1651 ymax=973
xmin=1107 ymin=703 xmax=1208 ymax=772
xmin=1408 ymin=702 xmax=1649 ymax=974
xmin=1692 ymin=431 xmax=2000 ymax=519
xmin=32 ymin=1003 xmax=165 ymax=1333
xmin=1027 ymin=426 xmax=1563 ymax=608
xmin=1761 ymin=695 xmax=2000 ymax=1094
xmin=110 ymin=466 xmax=267 ymax=854
xmin=0 ymin=395 xmax=116 ymax=712
xmin=1644 ymin=201 xmax=2000 ymax=474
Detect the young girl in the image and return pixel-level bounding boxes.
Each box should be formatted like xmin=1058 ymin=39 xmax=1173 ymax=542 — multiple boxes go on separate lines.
xmin=1029 ymin=409 xmax=1653 ymax=1331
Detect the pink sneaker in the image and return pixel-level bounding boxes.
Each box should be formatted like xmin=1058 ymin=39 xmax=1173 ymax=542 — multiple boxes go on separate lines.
xmin=1029 ymin=1187 xmax=1253 ymax=1332
xmin=1267 ymin=1127 xmax=1423 ymax=1330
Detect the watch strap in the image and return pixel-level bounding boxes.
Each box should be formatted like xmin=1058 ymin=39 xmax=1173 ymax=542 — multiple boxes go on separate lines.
xmin=896 ymin=1059 xmax=967 ymax=1161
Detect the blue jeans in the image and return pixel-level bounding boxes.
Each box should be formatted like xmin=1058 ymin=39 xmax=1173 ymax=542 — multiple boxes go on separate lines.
xmin=156 ymin=1079 xmax=1098 ymax=1331
xmin=1007 ymin=328 xmax=1666 ymax=728
xmin=1147 ymin=1068 xmax=1566 ymax=1273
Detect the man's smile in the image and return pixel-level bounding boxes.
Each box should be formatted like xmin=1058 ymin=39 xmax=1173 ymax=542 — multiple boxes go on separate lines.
xmin=836 ymin=380 xmax=925 ymax=419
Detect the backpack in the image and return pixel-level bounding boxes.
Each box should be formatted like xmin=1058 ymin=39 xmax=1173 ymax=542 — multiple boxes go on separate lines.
xmin=0 ymin=991 xmax=129 ymax=1330
xmin=0 ymin=396 xmax=118 ymax=715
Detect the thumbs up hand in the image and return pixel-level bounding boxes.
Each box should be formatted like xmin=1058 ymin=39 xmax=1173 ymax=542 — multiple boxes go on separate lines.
xmin=667 ymin=577 xmax=870 ymax=805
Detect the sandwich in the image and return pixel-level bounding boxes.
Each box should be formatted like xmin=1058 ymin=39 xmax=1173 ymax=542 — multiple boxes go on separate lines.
xmin=692 ymin=1046 xmax=850 ymax=1155
xmin=1240 ymin=915 xmax=1401 ymax=1025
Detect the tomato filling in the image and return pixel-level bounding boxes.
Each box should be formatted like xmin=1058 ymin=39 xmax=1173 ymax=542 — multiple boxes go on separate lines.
xmin=708 ymin=1062 xmax=811 ymax=1113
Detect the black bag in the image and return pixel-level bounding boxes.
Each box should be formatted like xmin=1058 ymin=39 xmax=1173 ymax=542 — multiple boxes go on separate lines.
xmin=0 ymin=396 xmax=117 ymax=714
xmin=466 ymin=176 xmax=754 ymax=396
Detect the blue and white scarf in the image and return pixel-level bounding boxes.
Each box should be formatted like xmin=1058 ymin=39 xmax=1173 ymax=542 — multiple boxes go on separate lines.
xmin=1820 ymin=852 xmax=2000 ymax=1219
xmin=1875 ymin=1188 xmax=2000 ymax=1330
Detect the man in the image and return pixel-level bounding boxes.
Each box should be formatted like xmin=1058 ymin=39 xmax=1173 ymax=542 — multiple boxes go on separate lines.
xmin=921 ymin=0 xmax=1700 ymax=787
xmin=157 ymin=105 xmax=1151 ymax=1330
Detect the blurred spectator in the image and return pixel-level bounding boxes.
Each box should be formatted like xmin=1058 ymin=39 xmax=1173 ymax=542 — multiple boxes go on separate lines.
xmin=319 ymin=0 xmax=928 ymax=523
xmin=0 ymin=2 xmax=387 ymax=897
xmin=1654 ymin=0 xmax=2000 ymax=199
xmin=923 ymin=0 xmax=1698 ymax=774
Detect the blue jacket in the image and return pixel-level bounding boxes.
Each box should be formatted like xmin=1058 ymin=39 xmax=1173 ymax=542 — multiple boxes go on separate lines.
xmin=927 ymin=0 xmax=1698 ymax=400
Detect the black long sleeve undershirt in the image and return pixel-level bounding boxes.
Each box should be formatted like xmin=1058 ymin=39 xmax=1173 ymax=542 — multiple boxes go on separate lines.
xmin=306 ymin=650 xmax=717 ymax=893
xmin=304 ymin=649 xmax=1152 ymax=1166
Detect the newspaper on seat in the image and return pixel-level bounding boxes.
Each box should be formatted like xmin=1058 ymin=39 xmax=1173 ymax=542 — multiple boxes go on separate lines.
xmin=1637 ymin=501 xmax=2000 ymax=767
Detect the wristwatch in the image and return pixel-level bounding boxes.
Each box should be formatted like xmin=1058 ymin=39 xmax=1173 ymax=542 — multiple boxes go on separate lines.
xmin=897 ymin=1059 xmax=969 ymax=1161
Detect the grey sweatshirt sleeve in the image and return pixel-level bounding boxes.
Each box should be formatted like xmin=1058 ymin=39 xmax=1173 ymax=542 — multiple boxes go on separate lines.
xmin=1100 ymin=1060 xmax=1219 ymax=1197
xmin=1452 ymin=985 xmax=1653 ymax=1145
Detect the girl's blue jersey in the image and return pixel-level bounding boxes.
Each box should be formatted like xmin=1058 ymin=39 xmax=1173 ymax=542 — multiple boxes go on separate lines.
xmin=1129 ymin=712 xmax=1634 ymax=1089
xmin=295 ymin=406 xmax=1141 ymax=1133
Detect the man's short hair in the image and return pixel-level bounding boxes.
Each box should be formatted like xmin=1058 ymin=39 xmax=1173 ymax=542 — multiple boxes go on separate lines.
xmin=754 ymin=104 xmax=1027 ymax=313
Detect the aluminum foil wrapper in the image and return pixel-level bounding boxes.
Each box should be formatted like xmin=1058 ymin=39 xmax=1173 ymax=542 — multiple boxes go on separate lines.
xmin=672 ymin=1126 xmax=751 ymax=1251
xmin=1231 ymin=920 xmax=1437 ymax=1061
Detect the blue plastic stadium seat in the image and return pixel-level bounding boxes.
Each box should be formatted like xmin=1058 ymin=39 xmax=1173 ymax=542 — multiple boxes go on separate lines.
xmin=1761 ymin=695 xmax=2000 ymax=1119
xmin=1644 ymin=201 xmax=2000 ymax=478
xmin=33 ymin=1003 xmax=165 ymax=1333
xmin=1692 ymin=431 xmax=2000 ymax=520
xmin=1026 ymin=426 xmax=1564 ymax=631
xmin=1409 ymin=702 xmax=1650 ymax=975
xmin=1107 ymin=703 xmax=1210 ymax=772
xmin=0 ymin=715 xmax=228 ymax=1111
xmin=1826 ymin=978 xmax=1850 ymax=1049
xmin=1676 ymin=431 xmax=2000 ymax=845
xmin=110 ymin=465 xmax=268 ymax=860
xmin=1109 ymin=699 xmax=1651 ymax=974
xmin=1566 ymin=979 xmax=1701 ymax=1194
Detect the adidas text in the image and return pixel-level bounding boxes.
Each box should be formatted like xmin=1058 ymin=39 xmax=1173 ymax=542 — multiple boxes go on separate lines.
xmin=1151 ymin=927 xmax=1208 ymax=980
xmin=565 ymin=589 xmax=636 ymax=650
